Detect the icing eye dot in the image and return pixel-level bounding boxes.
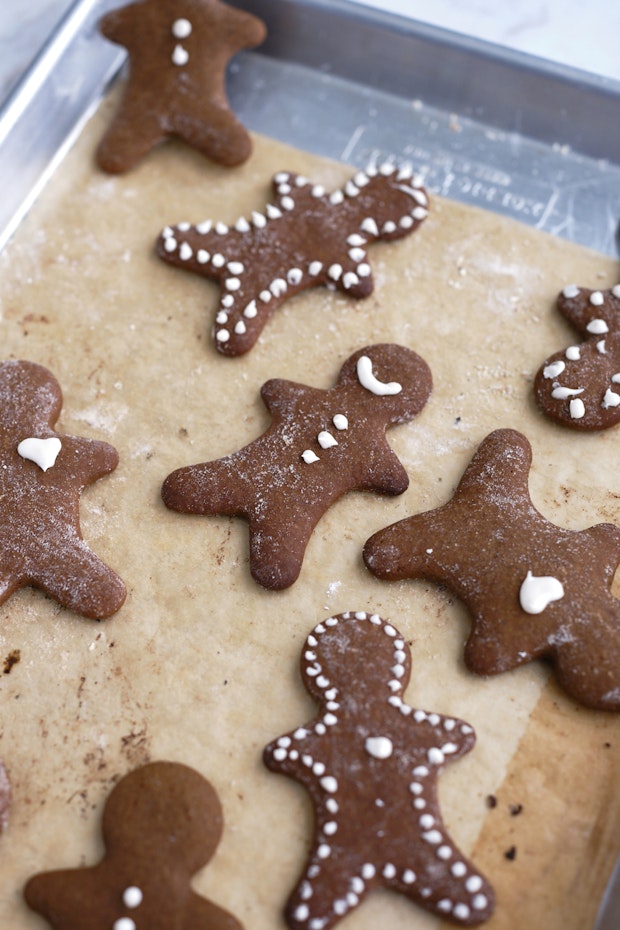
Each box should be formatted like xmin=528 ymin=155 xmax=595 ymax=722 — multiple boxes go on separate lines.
xmin=122 ymin=886 xmax=143 ymax=908
xmin=172 ymin=18 xmax=192 ymax=38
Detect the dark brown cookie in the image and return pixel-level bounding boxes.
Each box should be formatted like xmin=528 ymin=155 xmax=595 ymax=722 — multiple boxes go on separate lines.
xmin=0 ymin=359 xmax=126 ymax=619
xmin=534 ymin=283 xmax=620 ymax=430
xmin=162 ymin=344 xmax=432 ymax=589
xmin=364 ymin=428 xmax=620 ymax=710
xmin=156 ymin=165 xmax=429 ymax=355
xmin=96 ymin=0 xmax=266 ymax=172
xmin=24 ymin=761 xmax=242 ymax=930
xmin=264 ymin=611 xmax=495 ymax=928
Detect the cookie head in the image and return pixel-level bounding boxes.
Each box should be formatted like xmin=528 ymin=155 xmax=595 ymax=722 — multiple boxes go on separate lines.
xmin=335 ymin=344 xmax=432 ymax=426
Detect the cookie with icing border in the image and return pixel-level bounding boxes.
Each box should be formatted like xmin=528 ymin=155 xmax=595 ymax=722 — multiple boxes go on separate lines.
xmin=364 ymin=428 xmax=620 ymax=710
xmin=156 ymin=165 xmax=429 ymax=355
xmin=264 ymin=611 xmax=495 ymax=928
xmin=534 ymin=283 xmax=620 ymax=429
xmin=96 ymin=0 xmax=266 ymax=172
xmin=0 ymin=359 xmax=126 ymax=620
xmin=162 ymin=344 xmax=432 ymax=589
xmin=24 ymin=760 xmax=243 ymax=930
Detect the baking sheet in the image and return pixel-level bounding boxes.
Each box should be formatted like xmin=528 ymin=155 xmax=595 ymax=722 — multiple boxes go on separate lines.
xmin=0 ymin=0 xmax=619 ymax=257
xmin=1 ymin=2 xmax=620 ymax=927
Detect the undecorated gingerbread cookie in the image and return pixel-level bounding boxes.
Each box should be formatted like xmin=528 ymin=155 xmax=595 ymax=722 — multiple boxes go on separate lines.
xmin=264 ymin=610 xmax=495 ymax=928
xmin=24 ymin=761 xmax=242 ymax=930
xmin=157 ymin=165 xmax=429 ymax=355
xmin=162 ymin=344 xmax=432 ymax=589
xmin=97 ymin=0 xmax=266 ymax=172
xmin=364 ymin=428 xmax=620 ymax=710
xmin=0 ymin=359 xmax=126 ymax=619
xmin=534 ymin=283 xmax=620 ymax=430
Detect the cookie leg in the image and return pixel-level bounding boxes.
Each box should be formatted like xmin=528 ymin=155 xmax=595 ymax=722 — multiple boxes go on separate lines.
xmin=96 ymin=96 xmax=164 ymax=173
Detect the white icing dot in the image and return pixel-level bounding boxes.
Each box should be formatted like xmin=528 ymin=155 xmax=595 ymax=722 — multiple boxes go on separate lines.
xmin=243 ymin=301 xmax=257 ymax=319
xmin=357 ymin=262 xmax=371 ymax=277
xmin=252 ymin=211 xmax=267 ymax=228
xmin=519 ymin=571 xmax=564 ymax=614
xmin=266 ymin=204 xmax=282 ymax=219
xmin=451 ymin=861 xmax=467 ymax=877
xmin=383 ymin=863 xmax=397 ymax=878
xmin=294 ymin=904 xmax=310 ymax=921
xmin=589 ymin=290 xmax=605 ymax=306
xmin=427 ymin=747 xmax=444 ymax=765
xmin=308 ymin=261 xmax=323 ymax=276
xmin=273 ymin=748 xmax=287 ymax=761
xmin=17 ymin=437 xmax=62 ymax=472
xmin=281 ymin=196 xmax=295 ymax=211
xmin=586 ymin=318 xmax=609 ymax=334
xmin=302 ymin=450 xmax=320 ymax=464
xmin=113 ymin=920 xmax=136 ymax=930
xmin=259 ymin=290 xmax=272 ymax=303
xmin=466 ymin=875 xmax=483 ymax=893
xmin=332 ymin=413 xmax=348 ymax=430
xmin=437 ymin=845 xmax=452 ymax=860
xmin=343 ymin=272 xmax=360 ymax=289
xmin=403 ymin=869 xmax=416 ymax=884
xmin=365 ymin=736 xmax=393 ymax=759
xmin=216 ymin=311 xmax=228 ymax=325
xmin=163 ymin=236 xmax=177 ymax=252
xmin=324 ymin=821 xmax=338 ymax=835
xmin=211 ymin=253 xmax=225 ymax=268
xmin=543 ymin=360 xmax=565 ymax=379
xmin=419 ymin=813 xmax=434 ymax=829
xmin=225 ymin=277 xmax=240 ymax=291
xmin=215 ymin=222 xmax=228 ymax=235
xmin=215 ymin=329 xmax=230 ymax=343
xmin=122 ymin=886 xmax=143 ymax=909
xmin=171 ymin=44 xmax=189 ymax=66
xmin=234 ymin=321 xmax=246 ymax=335
xmin=357 ymin=355 xmax=402 ymax=396
xmin=562 ymin=284 xmax=580 ymax=298
xmin=197 ymin=249 xmax=209 ymax=264
xmin=235 ymin=217 xmax=250 ymax=232
xmin=472 ymin=894 xmax=489 ymax=910
xmin=288 ymin=267 xmax=303 ymax=285
xmin=318 ymin=431 xmax=338 ymax=450
xmin=409 ymin=782 xmax=423 ymax=795
xmin=196 ymin=219 xmax=211 ymax=234
xmin=565 ymin=345 xmax=581 ymax=360
xmin=270 ymin=278 xmax=287 ymax=297
xmin=603 ymin=388 xmax=620 ymax=408
xmin=227 ymin=261 xmax=244 ymax=275
xmin=179 ymin=242 xmax=192 ymax=260
xmin=570 ymin=397 xmax=586 ymax=419
xmin=613 ymin=285 xmax=620 ymax=298
xmin=361 ymin=217 xmax=379 ymax=236
xmin=320 ymin=776 xmax=338 ymax=793
xmin=172 ymin=18 xmax=192 ymax=38
xmin=422 ymin=829 xmax=443 ymax=844
xmin=361 ymin=863 xmax=376 ymax=879
xmin=328 ymin=264 xmax=343 ymax=281
xmin=317 ymin=844 xmax=331 ymax=859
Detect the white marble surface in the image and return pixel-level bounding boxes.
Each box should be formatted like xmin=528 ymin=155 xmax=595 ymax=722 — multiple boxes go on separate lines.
xmin=0 ymin=0 xmax=618 ymax=106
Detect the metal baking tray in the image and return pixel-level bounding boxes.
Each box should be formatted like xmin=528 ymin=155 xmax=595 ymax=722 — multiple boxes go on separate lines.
xmin=0 ymin=1 xmax=619 ymax=925
xmin=0 ymin=0 xmax=619 ymax=259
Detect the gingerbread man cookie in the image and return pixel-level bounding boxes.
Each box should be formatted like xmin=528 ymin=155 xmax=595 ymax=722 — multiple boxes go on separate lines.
xmin=0 ymin=359 xmax=126 ymax=619
xmin=24 ymin=761 xmax=242 ymax=930
xmin=264 ymin=611 xmax=495 ymax=929
xmin=157 ymin=165 xmax=429 ymax=355
xmin=364 ymin=428 xmax=620 ymax=711
xmin=162 ymin=344 xmax=432 ymax=589
xmin=96 ymin=0 xmax=266 ymax=172
xmin=534 ymin=283 xmax=620 ymax=430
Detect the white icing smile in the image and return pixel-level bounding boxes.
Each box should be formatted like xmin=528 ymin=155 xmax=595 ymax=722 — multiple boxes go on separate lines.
xmin=356 ymin=356 xmax=402 ymax=396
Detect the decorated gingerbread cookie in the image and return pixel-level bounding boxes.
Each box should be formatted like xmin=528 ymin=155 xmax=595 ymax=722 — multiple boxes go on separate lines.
xmin=24 ymin=761 xmax=242 ymax=930
xmin=534 ymin=283 xmax=620 ymax=430
xmin=162 ymin=344 xmax=432 ymax=589
xmin=264 ymin=611 xmax=495 ymax=928
xmin=96 ymin=0 xmax=266 ymax=172
xmin=0 ymin=359 xmax=126 ymax=619
xmin=364 ymin=428 xmax=620 ymax=710
xmin=156 ymin=165 xmax=429 ymax=355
